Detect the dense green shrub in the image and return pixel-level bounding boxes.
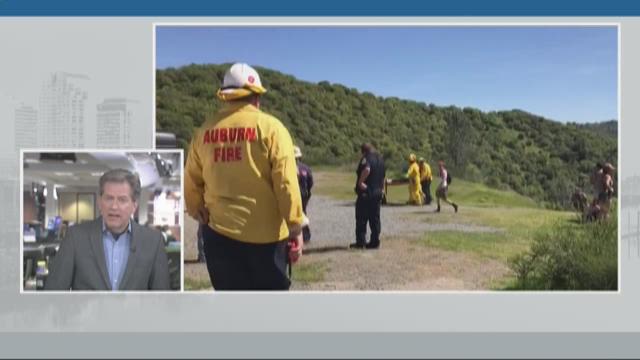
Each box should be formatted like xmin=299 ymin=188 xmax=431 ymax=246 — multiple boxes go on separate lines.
xmin=508 ymin=212 xmax=618 ymax=290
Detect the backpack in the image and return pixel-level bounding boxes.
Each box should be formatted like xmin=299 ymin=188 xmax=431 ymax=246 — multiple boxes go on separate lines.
xmin=446 ymin=172 xmax=452 ymax=185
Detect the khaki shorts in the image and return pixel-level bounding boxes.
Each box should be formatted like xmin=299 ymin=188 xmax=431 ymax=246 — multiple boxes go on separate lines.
xmin=436 ymin=186 xmax=448 ymax=198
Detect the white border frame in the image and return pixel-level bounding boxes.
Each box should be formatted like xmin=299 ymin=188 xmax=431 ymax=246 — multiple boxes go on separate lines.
xmin=153 ymin=21 xmax=621 ymax=295
xmin=19 ymin=148 xmax=185 ymax=294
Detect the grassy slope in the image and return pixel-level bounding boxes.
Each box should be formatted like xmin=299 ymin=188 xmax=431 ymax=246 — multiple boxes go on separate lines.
xmin=314 ymin=167 xmax=572 ymax=266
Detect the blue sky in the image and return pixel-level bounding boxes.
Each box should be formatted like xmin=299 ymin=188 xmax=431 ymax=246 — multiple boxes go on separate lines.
xmin=156 ymin=26 xmax=618 ymax=123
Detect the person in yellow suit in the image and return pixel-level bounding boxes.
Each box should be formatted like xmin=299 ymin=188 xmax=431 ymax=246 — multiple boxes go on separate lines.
xmin=406 ymin=153 xmax=424 ymax=205
xmin=418 ymin=157 xmax=433 ymax=205
xmin=184 ymin=63 xmax=304 ymax=290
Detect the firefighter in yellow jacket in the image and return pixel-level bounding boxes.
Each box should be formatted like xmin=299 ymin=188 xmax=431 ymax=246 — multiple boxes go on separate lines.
xmin=406 ymin=153 xmax=424 ymax=205
xmin=184 ymin=63 xmax=304 ymax=290
xmin=418 ymin=157 xmax=433 ymax=205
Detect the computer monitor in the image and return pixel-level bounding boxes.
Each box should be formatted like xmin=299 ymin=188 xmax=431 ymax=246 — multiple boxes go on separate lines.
xmin=46 ymin=218 xmax=55 ymax=231
xmin=47 ymin=216 xmax=62 ymax=232
xmin=54 ymin=216 xmax=62 ymax=231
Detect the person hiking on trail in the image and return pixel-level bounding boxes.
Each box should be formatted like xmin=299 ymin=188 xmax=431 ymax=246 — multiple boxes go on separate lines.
xmin=352 ymin=143 xmax=386 ymax=249
xmin=598 ymin=162 xmax=616 ymax=220
xmin=184 ymin=63 xmax=304 ymax=290
xmin=294 ymin=146 xmax=313 ymax=243
xmin=418 ymin=157 xmax=433 ymax=205
xmin=435 ymin=160 xmax=458 ymax=213
xmin=406 ymin=153 xmax=424 ymax=205
xmin=590 ymin=162 xmax=605 ymax=201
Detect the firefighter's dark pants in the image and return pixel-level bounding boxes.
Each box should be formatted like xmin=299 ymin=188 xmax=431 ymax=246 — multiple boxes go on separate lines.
xmin=421 ymin=179 xmax=432 ymax=205
xmin=202 ymin=224 xmax=290 ymax=290
xmin=355 ymin=192 xmax=382 ymax=247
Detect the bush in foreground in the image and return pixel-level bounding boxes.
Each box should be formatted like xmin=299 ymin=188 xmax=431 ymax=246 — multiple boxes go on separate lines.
xmin=508 ymin=214 xmax=617 ymax=290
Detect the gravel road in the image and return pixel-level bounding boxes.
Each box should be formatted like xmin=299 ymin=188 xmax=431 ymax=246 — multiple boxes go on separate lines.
xmin=184 ymin=195 xmax=511 ymax=291
xmin=304 ymin=195 xmax=500 ymax=250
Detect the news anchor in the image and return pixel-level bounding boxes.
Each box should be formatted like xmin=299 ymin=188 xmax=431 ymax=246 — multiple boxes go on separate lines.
xmin=44 ymin=169 xmax=170 ymax=291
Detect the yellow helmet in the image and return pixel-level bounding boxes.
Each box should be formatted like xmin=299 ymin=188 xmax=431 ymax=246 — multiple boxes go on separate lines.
xmin=408 ymin=153 xmax=416 ymax=162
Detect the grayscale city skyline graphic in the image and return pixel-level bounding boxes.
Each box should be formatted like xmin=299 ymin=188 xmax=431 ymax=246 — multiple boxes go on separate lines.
xmin=5 ymin=71 xmax=139 ymax=151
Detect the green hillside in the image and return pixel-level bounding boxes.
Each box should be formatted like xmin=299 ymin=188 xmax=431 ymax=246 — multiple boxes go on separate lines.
xmin=575 ymin=120 xmax=617 ymax=139
xmin=156 ymin=63 xmax=617 ymax=208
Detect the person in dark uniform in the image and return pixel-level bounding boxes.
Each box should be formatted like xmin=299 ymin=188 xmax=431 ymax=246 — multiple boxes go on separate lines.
xmin=294 ymin=146 xmax=314 ymax=243
xmin=352 ymin=143 xmax=386 ymax=250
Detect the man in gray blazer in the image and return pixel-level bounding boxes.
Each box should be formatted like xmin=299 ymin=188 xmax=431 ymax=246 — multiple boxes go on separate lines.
xmin=45 ymin=169 xmax=170 ymax=291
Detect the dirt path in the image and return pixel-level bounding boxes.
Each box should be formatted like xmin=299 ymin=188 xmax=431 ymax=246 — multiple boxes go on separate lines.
xmin=183 ymin=193 xmax=512 ymax=291
xmin=303 ymin=195 xmax=500 ymax=250
xmin=293 ymin=194 xmax=510 ymax=290
xmin=292 ymin=238 xmax=509 ymax=291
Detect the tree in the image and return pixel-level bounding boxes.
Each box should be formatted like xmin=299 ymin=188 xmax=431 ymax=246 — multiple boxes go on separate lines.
xmin=444 ymin=108 xmax=476 ymax=176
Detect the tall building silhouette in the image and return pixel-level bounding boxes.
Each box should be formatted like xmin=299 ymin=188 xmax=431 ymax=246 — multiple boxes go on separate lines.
xmin=1 ymin=92 xmax=18 ymax=152
xmin=14 ymin=105 xmax=37 ymax=150
xmin=0 ymin=153 xmax=18 ymax=229
xmin=96 ymin=98 xmax=136 ymax=148
xmin=39 ymin=72 xmax=89 ymax=148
